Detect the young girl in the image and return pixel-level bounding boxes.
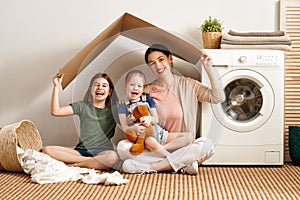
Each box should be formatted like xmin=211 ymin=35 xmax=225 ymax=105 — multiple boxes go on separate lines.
xmin=42 ymin=73 xmax=119 ymax=170
xmin=118 ymin=70 xmax=191 ymax=157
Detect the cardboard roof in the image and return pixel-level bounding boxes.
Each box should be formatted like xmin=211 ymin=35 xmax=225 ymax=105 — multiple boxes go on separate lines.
xmin=59 ymin=12 xmax=203 ymax=89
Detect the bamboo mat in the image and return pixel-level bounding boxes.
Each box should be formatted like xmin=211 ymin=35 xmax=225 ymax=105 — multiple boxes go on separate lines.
xmin=0 ymin=163 xmax=299 ymax=200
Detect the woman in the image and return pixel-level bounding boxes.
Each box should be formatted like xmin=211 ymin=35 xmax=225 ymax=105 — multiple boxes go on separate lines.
xmin=117 ymin=44 xmax=225 ymax=174
xmin=42 ymin=73 xmax=119 ymax=170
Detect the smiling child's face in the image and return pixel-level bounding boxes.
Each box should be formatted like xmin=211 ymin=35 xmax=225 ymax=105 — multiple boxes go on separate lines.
xmin=125 ymin=74 xmax=145 ymax=102
xmin=91 ymin=77 xmax=111 ymax=103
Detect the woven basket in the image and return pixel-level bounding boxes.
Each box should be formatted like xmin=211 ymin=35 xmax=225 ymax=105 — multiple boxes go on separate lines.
xmin=202 ymin=32 xmax=222 ymax=49
xmin=0 ymin=120 xmax=43 ymax=172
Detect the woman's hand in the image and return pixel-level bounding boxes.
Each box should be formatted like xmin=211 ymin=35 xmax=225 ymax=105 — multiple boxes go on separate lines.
xmin=200 ymin=53 xmax=212 ymax=70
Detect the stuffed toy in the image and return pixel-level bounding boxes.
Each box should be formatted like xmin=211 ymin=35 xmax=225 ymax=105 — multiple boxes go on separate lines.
xmin=124 ymin=104 xmax=154 ymax=154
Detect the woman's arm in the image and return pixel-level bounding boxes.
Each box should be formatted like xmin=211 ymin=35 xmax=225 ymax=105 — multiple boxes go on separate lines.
xmin=200 ymin=54 xmax=226 ymax=103
xmin=50 ymin=74 xmax=74 ymax=116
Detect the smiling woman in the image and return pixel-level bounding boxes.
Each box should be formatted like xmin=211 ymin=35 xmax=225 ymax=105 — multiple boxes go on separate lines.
xmin=42 ymin=73 xmax=119 ymax=170
xmin=117 ymin=44 xmax=225 ymax=175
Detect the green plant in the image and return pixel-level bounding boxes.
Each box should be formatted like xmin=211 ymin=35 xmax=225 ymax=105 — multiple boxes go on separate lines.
xmin=200 ymin=16 xmax=223 ymax=32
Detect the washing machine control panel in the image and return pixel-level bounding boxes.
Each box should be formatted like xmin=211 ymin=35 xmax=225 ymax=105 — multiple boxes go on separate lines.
xmin=233 ymin=51 xmax=284 ymax=66
xmin=255 ymin=54 xmax=281 ymax=66
xmin=206 ymin=50 xmax=284 ymax=67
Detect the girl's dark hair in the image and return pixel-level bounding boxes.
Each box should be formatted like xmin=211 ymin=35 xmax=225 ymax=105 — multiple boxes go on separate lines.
xmin=83 ymin=73 xmax=116 ymax=107
xmin=144 ymin=44 xmax=172 ymax=64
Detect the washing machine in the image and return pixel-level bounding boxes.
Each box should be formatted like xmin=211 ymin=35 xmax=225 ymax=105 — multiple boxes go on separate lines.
xmin=201 ymin=49 xmax=284 ymax=165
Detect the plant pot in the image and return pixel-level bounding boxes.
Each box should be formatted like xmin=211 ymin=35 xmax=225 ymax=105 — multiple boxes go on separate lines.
xmin=202 ymin=32 xmax=222 ymax=49
xmin=288 ymin=126 xmax=300 ymax=165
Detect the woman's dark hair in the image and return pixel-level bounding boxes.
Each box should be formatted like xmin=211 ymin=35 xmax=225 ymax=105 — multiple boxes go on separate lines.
xmin=83 ymin=73 xmax=116 ymax=107
xmin=144 ymin=44 xmax=172 ymax=64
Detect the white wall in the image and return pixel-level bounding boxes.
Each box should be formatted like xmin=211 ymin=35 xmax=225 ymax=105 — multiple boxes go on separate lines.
xmin=0 ymin=0 xmax=281 ymax=147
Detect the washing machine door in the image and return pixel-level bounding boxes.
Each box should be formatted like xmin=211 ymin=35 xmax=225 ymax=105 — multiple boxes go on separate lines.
xmin=211 ymin=69 xmax=274 ymax=132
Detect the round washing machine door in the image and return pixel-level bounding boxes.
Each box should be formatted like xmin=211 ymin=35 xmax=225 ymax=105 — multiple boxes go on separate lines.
xmin=211 ymin=69 xmax=274 ymax=132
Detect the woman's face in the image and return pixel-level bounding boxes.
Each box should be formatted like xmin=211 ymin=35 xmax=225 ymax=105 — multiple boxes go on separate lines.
xmin=91 ymin=77 xmax=111 ymax=103
xmin=147 ymin=51 xmax=172 ymax=78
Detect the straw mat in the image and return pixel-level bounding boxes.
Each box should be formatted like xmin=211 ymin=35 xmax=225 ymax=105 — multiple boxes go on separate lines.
xmin=0 ymin=163 xmax=299 ymax=200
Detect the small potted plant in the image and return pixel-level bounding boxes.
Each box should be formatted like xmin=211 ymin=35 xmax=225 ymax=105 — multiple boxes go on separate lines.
xmin=200 ymin=16 xmax=223 ymax=49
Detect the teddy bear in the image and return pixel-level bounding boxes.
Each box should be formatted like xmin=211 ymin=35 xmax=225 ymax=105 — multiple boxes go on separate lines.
xmin=124 ymin=104 xmax=154 ymax=154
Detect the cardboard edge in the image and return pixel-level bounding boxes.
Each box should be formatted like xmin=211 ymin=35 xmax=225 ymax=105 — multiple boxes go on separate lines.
xmin=60 ymin=13 xmax=127 ymax=89
xmin=59 ymin=12 xmax=204 ymax=89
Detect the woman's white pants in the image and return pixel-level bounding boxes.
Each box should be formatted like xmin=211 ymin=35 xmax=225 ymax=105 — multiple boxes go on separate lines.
xmin=117 ymin=137 xmax=214 ymax=172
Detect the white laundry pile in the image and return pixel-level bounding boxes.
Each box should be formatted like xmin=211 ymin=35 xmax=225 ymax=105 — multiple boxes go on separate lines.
xmin=82 ymin=170 xmax=129 ymax=185
xmin=17 ymin=147 xmax=129 ymax=185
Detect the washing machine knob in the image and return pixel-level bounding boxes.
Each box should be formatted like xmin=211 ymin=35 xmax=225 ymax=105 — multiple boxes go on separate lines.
xmin=239 ymin=56 xmax=247 ymax=63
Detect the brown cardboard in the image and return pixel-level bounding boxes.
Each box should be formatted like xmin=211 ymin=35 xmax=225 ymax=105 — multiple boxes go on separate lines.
xmin=59 ymin=12 xmax=203 ymax=89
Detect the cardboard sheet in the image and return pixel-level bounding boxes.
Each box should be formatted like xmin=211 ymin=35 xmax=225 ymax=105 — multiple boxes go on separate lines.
xmin=59 ymin=12 xmax=203 ymax=89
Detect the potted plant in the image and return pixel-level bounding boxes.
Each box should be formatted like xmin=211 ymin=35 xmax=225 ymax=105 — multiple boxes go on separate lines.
xmin=200 ymin=16 xmax=223 ymax=49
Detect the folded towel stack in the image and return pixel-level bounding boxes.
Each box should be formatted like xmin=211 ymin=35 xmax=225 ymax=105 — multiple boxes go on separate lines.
xmin=220 ymin=30 xmax=292 ymax=51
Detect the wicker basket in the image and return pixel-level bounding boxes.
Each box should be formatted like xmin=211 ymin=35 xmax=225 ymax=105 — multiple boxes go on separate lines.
xmin=0 ymin=120 xmax=43 ymax=172
xmin=202 ymin=32 xmax=222 ymax=49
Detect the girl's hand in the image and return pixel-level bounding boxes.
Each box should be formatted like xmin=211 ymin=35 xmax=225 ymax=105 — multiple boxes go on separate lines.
xmin=140 ymin=116 xmax=152 ymax=127
xmin=53 ymin=73 xmax=64 ymax=87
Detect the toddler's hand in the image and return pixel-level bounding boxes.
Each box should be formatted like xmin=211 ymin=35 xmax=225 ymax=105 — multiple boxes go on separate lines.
xmin=133 ymin=123 xmax=145 ymax=134
xmin=140 ymin=116 xmax=152 ymax=127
